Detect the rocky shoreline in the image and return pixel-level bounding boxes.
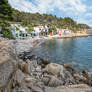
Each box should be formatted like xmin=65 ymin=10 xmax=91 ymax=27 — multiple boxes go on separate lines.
xmin=0 ymin=38 xmax=92 ymax=92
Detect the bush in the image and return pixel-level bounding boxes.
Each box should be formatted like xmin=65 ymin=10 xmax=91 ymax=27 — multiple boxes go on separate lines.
xmin=0 ymin=29 xmax=13 ymax=39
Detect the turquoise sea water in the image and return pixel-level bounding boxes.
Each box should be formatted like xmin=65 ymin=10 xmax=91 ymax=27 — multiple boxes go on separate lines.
xmin=32 ymin=37 xmax=92 ymax=71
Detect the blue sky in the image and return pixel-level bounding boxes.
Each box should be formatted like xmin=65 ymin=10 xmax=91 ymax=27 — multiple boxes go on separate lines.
xmin=8 ymin=0 xmax=92 ymax=26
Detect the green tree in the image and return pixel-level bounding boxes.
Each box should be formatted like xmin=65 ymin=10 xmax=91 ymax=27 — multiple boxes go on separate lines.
xmin=48 ymin=24 xmax=57 ymax=35
xmin=0 ymin=0 xmax=13 ymax=39
xmin=0 ymin=0 xmax=13 ymax=20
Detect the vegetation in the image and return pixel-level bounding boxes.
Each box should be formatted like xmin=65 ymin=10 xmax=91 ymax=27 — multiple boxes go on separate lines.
xmin=28 ymin=26 xmax=34 ymax=34
xmin=12 ymin=10 xmax=89 ymax=31
xmin=0 ymin=0 xmax=13 ymax=39
xmin=48 ymin=24 xmax=57 ymax=35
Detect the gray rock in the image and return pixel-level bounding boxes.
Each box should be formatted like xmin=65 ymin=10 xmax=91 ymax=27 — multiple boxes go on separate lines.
xmin=30 ymin=85 xmax=43 ymax=92
xmin=44 ymin=63 xmax=76 ymax=85
xmin=17 ymin=85 xmax=32 ymax=92
xmin=18 ymin=59 xmax=26 ymax=71
xmin=0 ymin=39 xmax=18 ymax=89
xmin=13 ymin=69 xmax=25 ymax=85
xmin=24 ymin=77 xmax=37 ymax=83
xmin=48 ymin=76 xmax=64 ymax=87
xmin=42 ymin=76 xmax=50 ymax=85
xmin=44 ymin=63 xmax=64 ymax=75
xmin=26 ymin=59 xmax=38 ymax=75
xmin=42 ymin=74 xmax=63 ymax=87
xmin=36 ymin=66 xmax=42 ymax=72
xmin=44 ymin=84 xmax=92 ymax=92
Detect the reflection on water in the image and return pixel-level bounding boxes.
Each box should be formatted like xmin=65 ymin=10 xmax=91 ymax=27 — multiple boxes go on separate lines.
xmin=31 ymin=37 xmax=92 ymax=71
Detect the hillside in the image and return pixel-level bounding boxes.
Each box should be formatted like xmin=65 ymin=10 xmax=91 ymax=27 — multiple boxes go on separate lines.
xmin=0 ymin=0 xmax=90 ymax=39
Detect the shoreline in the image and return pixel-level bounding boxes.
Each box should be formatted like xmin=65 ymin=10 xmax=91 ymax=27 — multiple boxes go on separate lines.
xmin=43 ymin=33 xmax=92 ymax=40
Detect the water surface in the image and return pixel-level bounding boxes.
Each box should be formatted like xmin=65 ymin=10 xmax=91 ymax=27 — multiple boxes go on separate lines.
xmin=31 ymin=37 xmax=92 ymax=71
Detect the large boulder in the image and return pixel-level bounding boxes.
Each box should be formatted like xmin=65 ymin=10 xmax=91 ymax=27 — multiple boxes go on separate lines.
xmin=44 ymin=63 xmax=64 ymax=75
xmin=44 ymin=63 xmax=76 ymax=85
xmin=0 ymin=39 xmax=18 ymax=90
xmin=48 ymin=76 xmax=63 ymax=87
xmin=12 ymin=69 xmax=25 ymax=86
xmin=26 ymin=59 xmax=38 ymax=75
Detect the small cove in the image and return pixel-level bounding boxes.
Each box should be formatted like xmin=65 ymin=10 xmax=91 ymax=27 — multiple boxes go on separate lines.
xmin=31 ymin=37 xmax=92 ymax=72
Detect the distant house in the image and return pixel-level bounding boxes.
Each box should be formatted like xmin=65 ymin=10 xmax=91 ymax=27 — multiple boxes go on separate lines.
xmin=11 ymin=24 xmax=28 ymax=38
xmin=33 ymin=25 xmax=49 ymax=36
xmin=11 ymin=26 xmax=20 ymax=38
xmin=57 ymin=29 xmax=72 ymax=35
xmin=33 ymin=26 xmax=42 ymax=36
xmin=85 ymin=29 xmax=92 ymax=34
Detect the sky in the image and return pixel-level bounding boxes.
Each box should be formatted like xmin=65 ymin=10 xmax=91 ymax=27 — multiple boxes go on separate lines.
xmin=8 ymin=0 xmax=92 ymax=27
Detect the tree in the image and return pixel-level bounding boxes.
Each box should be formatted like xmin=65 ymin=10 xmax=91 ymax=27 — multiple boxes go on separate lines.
xmin=0 ymin=0 xmax=13 ymax=39
xmin=48 ymin=24 xmax=57 ymax=35
xmin=21 ymin=19 xmax=28 ymax=26
xmin=0 ymin=0 xmax=13 ymax=20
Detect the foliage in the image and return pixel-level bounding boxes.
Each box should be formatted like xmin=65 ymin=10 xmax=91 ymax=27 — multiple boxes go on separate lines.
xmin=0 ymin=20 xmax=10 ymax=27
xmin=15 ymin=26 xmax=19 ymax=30
xmin=0 ymin=0 xmax=13 ymax=39
xmin=28 ymin=26 xmax=34 ymax=34
xmin=21 ymin=19 xmax=28 ymax=26
xmin=48 ymin=28 xmax=52 ymax=33
xmin=20 ymin=30 xmax=22 ymax=35
xmin=0 ymin=29 xmax=13 ymax=39
xmin=0 ymin=0 xmax=13 ymax=20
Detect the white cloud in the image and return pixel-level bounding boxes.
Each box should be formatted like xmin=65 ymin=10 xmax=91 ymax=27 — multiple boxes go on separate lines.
xmin=8 ymin=0 xmax=86 ymax=14
xmin=86 ymin=13 xmax=92 ymax=17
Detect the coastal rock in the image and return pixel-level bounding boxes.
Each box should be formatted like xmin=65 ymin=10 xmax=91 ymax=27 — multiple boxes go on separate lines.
xmin=12 ymin=69 xmax=25 ymax=85
xmin=82 ymin=70 xmax=89 ymax=79
xmin=18 ymin=59 xmax=26 ymax=71
xmin=44 ymin=63 xmax=76 ymax=85
xmin=29 ymin=85 xmax=43 ymax=92
xmin=13 ymin=85 xmax=31 ymax=92
xmin=48 ymin=76 xmax=63 ymax=87
xmin=36 ymin=66 xmax=42 ymax=72
xmin=73 ymin=72 xmax=88 ymax=84
xmin=44 ymin=63 xmax=64 ymax=75
xmin=61 ymin=70 xmax=76 ymax=85
xmin=42 ymin=76 xmax=50 ymax=85
xmin=14 ymin=39 xmax=41 ymax=55
xmin=21 ymin=81 xmax=44 ymax=92
xmin=64 ymin=64 xmax=75 ymax=74
xmin=44 ymin=84 xmax=92 ymax=92
xmin=40 ymin=58 xmax=50 ymax=65
xmin=23 ymin=59 xmax=38 ymax=75
xmin=24 ymin=77 xmax=37 ymax=83
xmin=0 ymin=39 xmax=18 ymax=89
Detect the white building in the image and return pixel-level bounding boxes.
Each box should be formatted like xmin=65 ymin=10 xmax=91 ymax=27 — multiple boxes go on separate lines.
xmin=57 ymin=29 xmax=72 ymax=35
xmin=11 ymin=24 xmax=28 ymax=38
xmin=85 ymin=29 xmax=92 ymax=34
